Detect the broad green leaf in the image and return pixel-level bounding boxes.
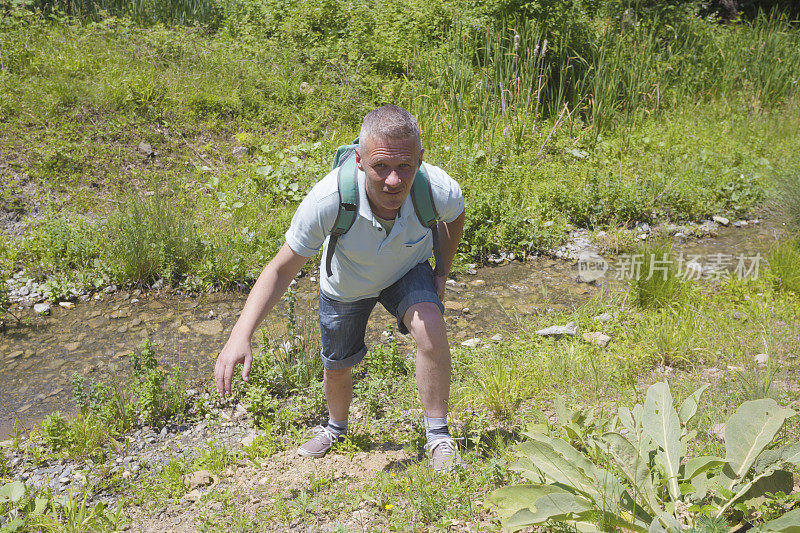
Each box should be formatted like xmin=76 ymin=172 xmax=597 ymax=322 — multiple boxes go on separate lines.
xmin=649 ymin=512 xmax=681 ymax=533
xmin=720 ymin=399 xmax=796 ymax=492
xmin=505 ymin=508 xmax=538 ymax=532
xmin=601 ymin=432 xmax=661 ymax=514
xmin=581 ymin=509 xmax=649 ymax=533
xmin=754 ymin=442 xmax=800 ymax=474
xmin=684 ymin=456 xmax=724 ymax=481
xmin=757 ymin=508 xmax=800 ymax=532
xmin=33 ymin=496 xmax=49 ymax=516
xmin=678 ymin=384 xmax=709 ymax=426
xmin=0 ymin=480 xmax=25 ymax=503
xmin=516 ymin=492 xmax=592 ymax=523
xmin=488 ymin=484 xmax=567 ymax=519
xmin=525 ymin=434 xmax=626 ymax=503
xmin=741 ymin=469 xmax=793 ymax=504
xmin=619 ymin=406 xmax=636 ymax=434
xmin=517 ymin=441 xmax=600 ymax=499
xmin=555 ymin=395 xmax=571 ymax=427
xmin=642 ymin=382 xmax=682 ymax=501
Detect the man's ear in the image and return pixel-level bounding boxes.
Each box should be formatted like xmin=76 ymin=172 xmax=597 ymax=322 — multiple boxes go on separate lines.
xmin=418 ymin=148 xmax=424 ymax=168
xmin=354 ymin=146 xmax=365 ymax=171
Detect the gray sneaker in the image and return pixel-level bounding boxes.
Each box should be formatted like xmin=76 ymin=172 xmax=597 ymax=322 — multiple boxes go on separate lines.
xmin=425 ymin=437 xmax=461 ymax=473
xmin=297 ymin=425 xmax=341 ymax=458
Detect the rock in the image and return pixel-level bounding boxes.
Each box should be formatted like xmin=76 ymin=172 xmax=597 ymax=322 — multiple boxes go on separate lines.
xmin=727 ymin=365 xmax=745 ymax=372
xmin=536 ymin=321 xmax=578 ymax=337
xmin=754 ymin=353 xmax=769 ymax=365
xmin=232 ymin=146 xmax=249 ymax=159
xmin=635 ymin=222 xmax=651 ymax=233
xmin=576 ymin=251 xmax=608 ymax=283
xmin=240 ymin=434 xmax=256 ymax=447
xmin=138 ymin=142 xmax=154 ymax=156
xmin=58 ymin=301 xmax=75 ymax=309
xmin=178 ymin=325 xmax=191 ymax=334
xmin=490 ymin=334 xmax=503 ymax=341
xmin=109 ymin=309 xmax=131 ymax=319
xmin=191 ymin=320 xmax=223 ymax=336
xmin=702 ymin=367 xmax=721 ymax=379
xmin=18 ymin=286 xmax=30 ymax=296
xmin=151 ymin=278 xmax=165 ymax=290
xmin=33 ymin=303 xmax=51 ymax=315
xmin=582 ymin=332 xmax=611 ymax=348
xmin=64 ymin=342 xmax=81 ymax=352
xmin=469 ymin=279 xmax=486 ymax=287
xmin=444 ymin=300 xmax=464 ymax=311
xmin=299 ymin=82 xmax=314 ymax=95
xmin=460 ymin=338 xmax=481 ymax=348
xmin=183 ymin=470 xmax=214 ymax=490
xmin=593 ymin=312 xmax=613 ymax=323
xmin=183 ymin=489 xmax=202 ymax=503
xmin=711 ymin=423 xmax=726 ymax=442
xmin=712 ymin=215 xmax=730 ymax=226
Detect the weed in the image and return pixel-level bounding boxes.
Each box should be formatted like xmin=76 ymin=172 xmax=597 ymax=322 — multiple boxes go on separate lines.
xmin=628 ymin=240 xmax=687 ymax=309
xmin=767 ymin=237 xmax=800 ymax=295
xmin=130 ymin=339 xmax=186 ymax=427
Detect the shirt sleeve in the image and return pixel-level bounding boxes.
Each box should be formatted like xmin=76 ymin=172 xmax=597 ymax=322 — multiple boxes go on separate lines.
xmin=284 ymin=179 xmax=339 ymax=257
xmin=427 ymin=164 xmax=465 ymax=223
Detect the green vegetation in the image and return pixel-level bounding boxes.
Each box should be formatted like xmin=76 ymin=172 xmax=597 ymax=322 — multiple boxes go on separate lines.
xmin=1 ymin=1 xmax=799 ymax=290
xmin=490 ymin=382 xmax=800 ymax=531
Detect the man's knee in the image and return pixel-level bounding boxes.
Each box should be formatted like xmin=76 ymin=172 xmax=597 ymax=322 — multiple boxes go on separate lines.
xmin=403 ymin=302 xmax=448 ymax=354
xmin=324 ymin=367 xmax=352 ymax=381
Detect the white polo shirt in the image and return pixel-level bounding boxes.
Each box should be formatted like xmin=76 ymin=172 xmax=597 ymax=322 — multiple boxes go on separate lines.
xmin=285 ymin=162 xmax=464 ymax=302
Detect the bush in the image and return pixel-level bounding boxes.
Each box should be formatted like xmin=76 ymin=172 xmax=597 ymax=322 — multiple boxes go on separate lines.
xmin=104 ymin=194 xmax=204 ymax=286
xmin=130 ymin=339 xmax=186 ymax=426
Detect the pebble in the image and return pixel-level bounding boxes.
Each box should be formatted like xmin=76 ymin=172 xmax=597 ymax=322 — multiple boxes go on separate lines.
xmin=712 ymin=215 xmax=730 ymax=226
xmin=460 ymin=338 xmax=481 ymax=348
xmin=582 ymin=332 xmax=611 ymax=348
xmin=754 ymin=353 xmax=769 ymax=365
xmin=594 ymin=312 xmax=613 ymax=322
xmin=536 ymin=321 xmax=578 ymax=337
xmin=711 ymin=423 xmax=726 ymax=441
xmin=59 ymin=301 xmax=75 ymax=309
xmin=33 ymin=303 xmax=51 ymax=315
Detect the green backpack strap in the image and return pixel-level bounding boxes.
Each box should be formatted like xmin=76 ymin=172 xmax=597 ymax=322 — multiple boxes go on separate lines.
xmin=326 ymin=150 xmax=359 ymax=277
xmin=410 ymin=166 xmax=444 ymax=276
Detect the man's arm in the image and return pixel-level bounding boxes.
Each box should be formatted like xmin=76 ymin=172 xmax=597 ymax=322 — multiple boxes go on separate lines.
xmin=214 ymin=242 xmax=310 ymax=395
xmin=434 ymin=210 xmax=465 ymax=300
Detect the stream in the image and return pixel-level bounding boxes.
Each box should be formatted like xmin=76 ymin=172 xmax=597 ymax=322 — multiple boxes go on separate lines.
xmin=0 ymin=218 xmax=780 ymax=438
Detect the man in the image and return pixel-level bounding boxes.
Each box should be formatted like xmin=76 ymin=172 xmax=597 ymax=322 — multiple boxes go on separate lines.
xmin=214 ymin=105 xmax=465 ymax=471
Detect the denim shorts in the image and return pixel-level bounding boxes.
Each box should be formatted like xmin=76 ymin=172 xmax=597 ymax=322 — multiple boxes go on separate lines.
xmin=318 ymin=261 xmax=444 ymax=370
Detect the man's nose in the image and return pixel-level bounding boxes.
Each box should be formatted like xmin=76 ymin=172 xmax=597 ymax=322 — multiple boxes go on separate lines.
xmin=385 ymin=170 xmax=402 ymax=188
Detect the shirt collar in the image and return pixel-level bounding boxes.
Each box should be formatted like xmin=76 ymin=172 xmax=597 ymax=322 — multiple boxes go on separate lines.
xmin=357 ymin=169 xmax=412 ymax=227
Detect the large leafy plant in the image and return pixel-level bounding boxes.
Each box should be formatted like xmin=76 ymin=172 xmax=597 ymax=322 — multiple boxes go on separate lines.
xmin=490 ymin=382 xmax=800 ymax=532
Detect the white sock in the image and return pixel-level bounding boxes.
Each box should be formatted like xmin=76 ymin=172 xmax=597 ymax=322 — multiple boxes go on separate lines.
xmin=424 ymin=416 xmax=449 ymax=442
xmin=327 ymin=418 xmax=347 ymax=436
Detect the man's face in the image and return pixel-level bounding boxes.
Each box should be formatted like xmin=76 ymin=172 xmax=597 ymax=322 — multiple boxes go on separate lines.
xmin=356 ymin=135 xmax=423 ymax=220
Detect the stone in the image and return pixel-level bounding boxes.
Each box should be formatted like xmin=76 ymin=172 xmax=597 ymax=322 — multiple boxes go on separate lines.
xmin=64 ymin=342 xmax=81 ymax=352
xmin=183 ymin=489 xmax=202 ymax=503
xmin=34 ymin=303 xmax=51 ymax=315
xmin=576 ymin=251 xmax=608 ymax=283
xmin=582 ymin=332 xmax=612 ymax=348
xmin=711 ymin=423 xmax=726 ymax=442
xmin=232 ymin=146 xmax=249 ymax=159
xmin=138 ymin=142 xmax=154 ymax=156
xmin=754 ymin=353 xmax=769 ymax=365
xmin=460 ymin=338 xmax=481 ymax=348
xmin=58 ymin=301 xmax=75 ymax=309
xmin=712 ymin=215 xmax=730 ymax=226
xmin=109 ymin=309 xmax=131 ymax=319
xmin=240 ymin=434 xmax=256 ymax=447
xmin=593 ymin=312 xmax=613 ymax=323
xmin=536 ymin=321 xmax=578 ymax=337
xmin=444 ymin=300 xmax=464 ymax=311
xmin=191 ymin=320 xmax=223 ymax=336
xmin=490 ymin=334 xmax=503 ymax=341
xmin=727 ymin=365 xmax=745 ymax=372
xmin=6 ymin=350 xmax=24 ymax=361
xmin=18 ymin=286 xmax=30 ymax=296
xmin=178 ymin=325 xmax=191 ymax=334
xmin=702 ymin=367 xmax=721 ymax=379
xmin=469 ymin=279 xmax=486 ymax=287
xmin=184 ymin=470 xmax=215 ymax=490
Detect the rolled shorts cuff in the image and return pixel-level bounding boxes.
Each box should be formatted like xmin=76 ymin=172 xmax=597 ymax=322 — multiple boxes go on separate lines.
xmin=320 ymin=345 xmax=368 ymax=371
xmin=395 ymin=290 xmax=445 ymax=335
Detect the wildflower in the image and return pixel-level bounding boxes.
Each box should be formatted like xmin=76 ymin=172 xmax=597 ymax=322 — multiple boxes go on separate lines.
xmin=385 ymin=504 xmax=394 ymax=510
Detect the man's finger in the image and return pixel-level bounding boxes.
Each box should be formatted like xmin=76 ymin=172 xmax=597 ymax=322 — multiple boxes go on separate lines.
xmin=223 ymin=362 xmax=234 ymax=396
xmin=214 ymin=357 xmax=224 ymax=395
xmin=242 ymin=355 xmax=252 ymax=382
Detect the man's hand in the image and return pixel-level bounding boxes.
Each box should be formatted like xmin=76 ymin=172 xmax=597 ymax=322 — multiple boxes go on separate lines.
xmin=435 ymin=275 xmax=446 ymax=301
xmin=214 ymin=335 xmax=252 ymax=396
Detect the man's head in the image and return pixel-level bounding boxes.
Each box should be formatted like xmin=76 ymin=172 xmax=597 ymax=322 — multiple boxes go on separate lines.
xmin=356 ymin=105 xmax=424 ymax=220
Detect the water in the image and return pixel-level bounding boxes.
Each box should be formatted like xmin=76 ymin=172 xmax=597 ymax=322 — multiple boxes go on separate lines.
xmin=0 ymin=219 xmax=780 ymax=437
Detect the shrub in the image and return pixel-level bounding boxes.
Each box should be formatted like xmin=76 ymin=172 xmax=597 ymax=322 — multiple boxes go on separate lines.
xmin=104 ymin=194 xmax=204 ymax=286
xmin=130 ymin=339 xmax=186 ymax=426
xmin=490 ymin=381 xmax=800 ymax=531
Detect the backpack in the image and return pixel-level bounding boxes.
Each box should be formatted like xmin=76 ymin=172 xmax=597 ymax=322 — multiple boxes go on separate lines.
xmin=325 ymin=137 xmax=442 ymax=277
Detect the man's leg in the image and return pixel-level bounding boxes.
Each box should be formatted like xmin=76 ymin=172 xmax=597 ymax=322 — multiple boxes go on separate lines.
xmin=403 ymin=302 xmax=451 ymax=418
xmin=298 ymin=292 xmax=375 ymax=458
xmin=324 ymin=367 xmax=353 ymax=421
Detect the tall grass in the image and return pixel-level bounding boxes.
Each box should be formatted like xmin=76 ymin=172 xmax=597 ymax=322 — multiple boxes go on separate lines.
xmin=408 ymin=12 xmax=800 ymax=151
xmin=628 ymin=240 xmax=686 ymax=309
xmin=105 ymin=194 xmax=204 ymax=285
xmin=31 ymin=0 xmax=218 ymax=24
xmin=768 ymin=238 xmax=800 ymax=295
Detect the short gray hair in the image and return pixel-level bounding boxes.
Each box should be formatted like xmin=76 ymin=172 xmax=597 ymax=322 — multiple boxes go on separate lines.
xmin=359 ymin=105 xmax=422 ymax=151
